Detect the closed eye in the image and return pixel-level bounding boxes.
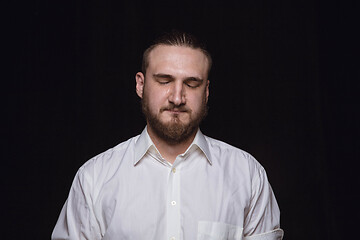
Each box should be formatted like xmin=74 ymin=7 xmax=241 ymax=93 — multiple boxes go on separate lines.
xmin=184 ymin=77 xmax=203 ymax=88
xmin=153 ymin=73 xmax=174 ymax=85
xmin=158 ymin=80 xmax=170 ymax=84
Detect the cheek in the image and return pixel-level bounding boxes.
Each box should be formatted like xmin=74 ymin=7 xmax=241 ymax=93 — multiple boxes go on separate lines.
xmin=145 ymin=90 xmax=167 ymax=110
xmin=188 ymin=95 xmax=206 ymax=112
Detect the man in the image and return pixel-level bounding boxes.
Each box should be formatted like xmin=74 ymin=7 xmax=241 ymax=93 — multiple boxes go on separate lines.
xmin=52 ymin=30 xmax=283 ymax=240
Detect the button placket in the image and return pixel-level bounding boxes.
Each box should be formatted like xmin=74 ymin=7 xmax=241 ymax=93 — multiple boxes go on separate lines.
xmin=166 ymin=163 xmax=181 ymax=240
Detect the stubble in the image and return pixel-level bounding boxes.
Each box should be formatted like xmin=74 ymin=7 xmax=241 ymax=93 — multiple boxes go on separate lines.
xmin=141 ymin=93 xmax=208 ymax=145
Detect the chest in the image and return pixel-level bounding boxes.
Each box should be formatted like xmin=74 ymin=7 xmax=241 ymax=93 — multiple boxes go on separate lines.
xmin=95 ymin=163 xmax=250 ymax=239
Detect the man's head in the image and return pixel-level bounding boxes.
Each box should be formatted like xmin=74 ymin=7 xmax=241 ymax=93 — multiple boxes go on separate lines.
xmin=136 ymin=31 xmax=211 ymax=144
xmin=141 ymin=30 xmax=212 ymax=77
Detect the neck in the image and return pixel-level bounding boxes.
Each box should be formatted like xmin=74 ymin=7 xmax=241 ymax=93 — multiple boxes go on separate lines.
xmin=147 ymin=125 xmax=197 ymax=164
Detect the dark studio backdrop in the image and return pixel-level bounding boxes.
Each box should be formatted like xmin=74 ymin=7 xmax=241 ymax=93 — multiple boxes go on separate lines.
xmin=5 ymin=0 xmax=359 ymax=239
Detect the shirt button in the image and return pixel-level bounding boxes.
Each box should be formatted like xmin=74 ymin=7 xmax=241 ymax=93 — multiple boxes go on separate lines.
xmin=170 ymin=237 xmax=176 ymax=240
xmin=172 ymin=168 xmax=176 ymax=173
xmin=171 ymin=201 xmax=176 ymax=206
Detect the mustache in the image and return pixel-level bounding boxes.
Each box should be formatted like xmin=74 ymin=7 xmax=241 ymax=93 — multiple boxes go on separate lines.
xmin=160 ymin=105 xmax=191 ymax=113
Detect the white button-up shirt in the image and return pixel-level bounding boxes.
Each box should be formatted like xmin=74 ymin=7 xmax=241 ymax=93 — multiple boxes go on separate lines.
xmin=52 ymin=127 xmax=283 ymax=240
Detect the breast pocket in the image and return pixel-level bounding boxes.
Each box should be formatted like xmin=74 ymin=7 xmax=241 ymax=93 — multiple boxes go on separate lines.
xmin=197 ymin=221 xmax=243 ymax=240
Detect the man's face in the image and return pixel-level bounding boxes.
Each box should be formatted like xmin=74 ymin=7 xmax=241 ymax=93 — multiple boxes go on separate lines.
xmin=136 ymin=45 xmax=210 ymax=144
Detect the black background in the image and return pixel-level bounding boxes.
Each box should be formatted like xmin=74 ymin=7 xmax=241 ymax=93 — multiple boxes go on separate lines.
xmin=5 ymin=0 xmax=359 ymax=239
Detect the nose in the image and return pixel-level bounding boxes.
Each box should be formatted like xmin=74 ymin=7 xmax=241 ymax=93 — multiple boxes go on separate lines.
xmin=168 ymin=81 xmax=186 ymax=106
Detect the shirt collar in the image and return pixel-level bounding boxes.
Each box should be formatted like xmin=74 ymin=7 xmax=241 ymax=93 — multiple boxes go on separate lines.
xmin=134 ymin=126 xmax=212 ymax=166
xmin=191 ymin=128 xmax=212 ymax=165
xmin=133 ymin=127 xmax=153 ymax=165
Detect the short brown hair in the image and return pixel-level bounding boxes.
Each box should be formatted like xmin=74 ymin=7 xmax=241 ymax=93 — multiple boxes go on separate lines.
xmin=141 ymin=30 xmax=212 ymax=76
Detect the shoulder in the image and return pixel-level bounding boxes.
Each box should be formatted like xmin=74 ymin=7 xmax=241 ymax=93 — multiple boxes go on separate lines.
xmin=204 ymin=135 xmax=266 ymax=179
xmin=76 ymin=135 xmax=139 ymax=184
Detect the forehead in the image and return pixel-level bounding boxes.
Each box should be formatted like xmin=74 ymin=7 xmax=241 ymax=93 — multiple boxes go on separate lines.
xmin=147 ymin=45 xmax=209 ymax=77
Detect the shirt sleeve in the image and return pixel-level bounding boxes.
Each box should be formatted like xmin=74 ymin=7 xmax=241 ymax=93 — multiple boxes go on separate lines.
xmin=243 ymin=164 xmax=284 ymax=240
xmin=51 ymin=166 xmax=102 ymax=240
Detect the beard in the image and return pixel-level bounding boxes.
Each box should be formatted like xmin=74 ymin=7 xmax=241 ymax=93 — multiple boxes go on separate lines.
xmin=141 ymin=94 xmax=208 ymax=145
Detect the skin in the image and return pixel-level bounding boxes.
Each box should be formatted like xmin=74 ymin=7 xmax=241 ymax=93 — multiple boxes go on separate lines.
xmin=135 ymin=45 xmax=210 ymax=163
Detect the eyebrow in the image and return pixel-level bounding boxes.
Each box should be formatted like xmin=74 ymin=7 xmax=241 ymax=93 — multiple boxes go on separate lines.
xmin=153 ymin=73 xmax=204 ymax=83
xmin=153 ymin=73 xmax=175 ymax=80
xmin=184 ymin=76 xmax=204 ymax=83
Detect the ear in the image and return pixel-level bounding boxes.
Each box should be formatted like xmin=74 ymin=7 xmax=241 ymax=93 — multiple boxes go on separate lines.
xmin=135 ymin=72 xmax=145 ymax=98
xmin=205 ymin=80 xmax=210 ymax=103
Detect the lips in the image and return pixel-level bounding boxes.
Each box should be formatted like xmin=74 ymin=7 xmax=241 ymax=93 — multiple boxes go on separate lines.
xmin=161 ymin=107 xmax=188 ymax=113
xmin=164 ymin=109 xmax=187 ymax=114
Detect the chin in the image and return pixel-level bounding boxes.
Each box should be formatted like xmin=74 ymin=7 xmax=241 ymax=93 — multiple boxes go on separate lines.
xmin=167 ymin=117 xmax=190 ymax=125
